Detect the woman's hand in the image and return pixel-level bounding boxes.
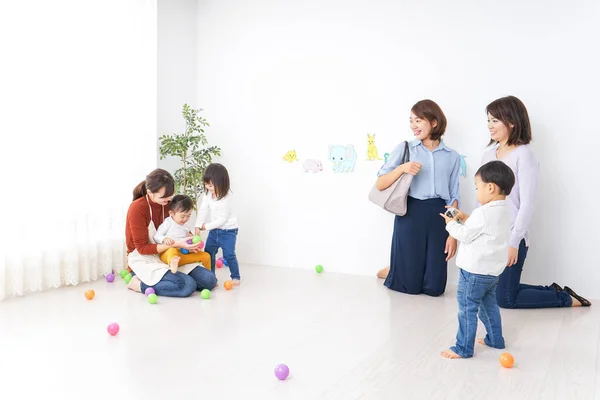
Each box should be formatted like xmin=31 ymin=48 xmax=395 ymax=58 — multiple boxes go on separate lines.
xmin=507 ymin=247 xmax=519 ymax=267
xmin=195 ymin=227 xmax=201 ymax=236
xmin=445 ymin=236 xmax=457 ymax=261
xmin=400 ymin=161 xmax=422 ymax=176
xmin=177 ymin=237 xmax=201 ymax=251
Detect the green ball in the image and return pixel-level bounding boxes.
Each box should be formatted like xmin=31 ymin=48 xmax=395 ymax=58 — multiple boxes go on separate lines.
xmin=147 ymin=294 xmax=158 ymax=304
xmin=192 ymin=235 xmax=202 ymax=244
xmin=124 ymin=274 xmax=132 ymax=283
xmin=200 ymin=289 xmax=211 ymax=299
xmin=315 ymin=264 xmax=324 ymax=273
xmin=120 ymin=270 xmax=128 ymax=278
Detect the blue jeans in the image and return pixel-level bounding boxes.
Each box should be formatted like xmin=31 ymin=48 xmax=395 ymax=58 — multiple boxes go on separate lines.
xmin=204 ymin=228 xmax=240 ymax=280
xmin=138 ymin=271 xmax=197 ymax=298
xmin=496 ymin=240 xmax=572 ymax=308
xmin=451 ymin=269 xmax=505 ymax=358
xmin=137 ymin=266 xmax=217 ymax=298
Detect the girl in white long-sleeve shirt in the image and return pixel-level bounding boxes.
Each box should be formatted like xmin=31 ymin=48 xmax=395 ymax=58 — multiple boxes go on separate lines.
xmin=195 ymin=163 xmax=240 ymax=285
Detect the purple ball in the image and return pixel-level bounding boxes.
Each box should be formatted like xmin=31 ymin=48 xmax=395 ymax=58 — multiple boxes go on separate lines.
xmin=106 ymin=273 xmax=115 ymax=283
xmin=145 ymin=288 xmax=156 ymax=296
xmin=274 ymin=364 xmax=289 ymax=380
xmin=187 ymin=239 xmax=193 ymax=245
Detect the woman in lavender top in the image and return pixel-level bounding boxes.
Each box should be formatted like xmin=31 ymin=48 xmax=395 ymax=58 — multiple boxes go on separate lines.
xmin=482 ymin=96 xmax=590 ymax=308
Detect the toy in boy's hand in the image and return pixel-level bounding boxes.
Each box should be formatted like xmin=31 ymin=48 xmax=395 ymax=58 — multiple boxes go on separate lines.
xmin=442 ymin=207 xmax=463 ymax=224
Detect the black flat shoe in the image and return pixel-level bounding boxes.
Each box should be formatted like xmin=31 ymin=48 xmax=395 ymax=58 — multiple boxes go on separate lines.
xmin=564 ymin=286 xmax=592 ymax=307
xmin=550 ymin=282 xmax=563 ymax=292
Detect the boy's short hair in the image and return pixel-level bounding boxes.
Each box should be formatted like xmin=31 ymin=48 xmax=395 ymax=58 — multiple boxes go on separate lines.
xmin=475 ymin=161 xmax=516 ymax=195
xmin=169 ymin=195 xmax=194 ymax=213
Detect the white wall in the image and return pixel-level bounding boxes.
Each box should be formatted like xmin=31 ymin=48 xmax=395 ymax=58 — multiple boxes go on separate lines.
xmin=193 ymin=0 xmax=600 ymax=296
xmin=157 ymin=0 xmax=198 ymax=172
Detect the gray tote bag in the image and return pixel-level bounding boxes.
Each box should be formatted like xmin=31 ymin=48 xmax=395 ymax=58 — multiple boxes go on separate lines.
xmin=368 ymin=141 xmax=413 ymax=216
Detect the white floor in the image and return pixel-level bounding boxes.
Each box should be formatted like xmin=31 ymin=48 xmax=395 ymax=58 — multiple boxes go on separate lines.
xmin=0 ymin=264 xmax=598 ymax=400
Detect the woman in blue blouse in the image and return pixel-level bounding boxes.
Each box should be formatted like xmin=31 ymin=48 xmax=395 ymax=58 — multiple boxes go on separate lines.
xmin=376 ymin=100 xmax=461 ymax=296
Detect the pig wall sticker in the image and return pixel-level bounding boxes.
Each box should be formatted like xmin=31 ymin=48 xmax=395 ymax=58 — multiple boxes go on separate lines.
xmin=303 ymin=159 xmax=323 ymax=173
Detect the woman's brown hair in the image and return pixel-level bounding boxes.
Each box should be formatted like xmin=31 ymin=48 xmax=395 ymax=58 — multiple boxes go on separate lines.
xmin=202 ymin=163 xmax=230 ymax=200
xmin=486 ymin=96 xmax=532 ymax=146
xmin=132 ymin=169 xmax=175 ymax=201
xmin=411 ymin=99 xmax=447 ymax=141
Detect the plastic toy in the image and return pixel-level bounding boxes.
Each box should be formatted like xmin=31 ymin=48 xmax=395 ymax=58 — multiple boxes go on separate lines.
xmin=85 ymin=289 xmax=95 ymax=300
xmin=147 ymin=294 xmax=158 ymax=304
xmin=107 ymin=323 xmax=119 ymax=336
xmin=274 ymin=364 xmax=289 ymax=380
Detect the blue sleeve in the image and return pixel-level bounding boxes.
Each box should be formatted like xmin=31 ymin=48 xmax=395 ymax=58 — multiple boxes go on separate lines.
xmin=377 ymin=143 xmax=406 ymax=177
xmin=448 ymin=155 xmax=460 ymax=206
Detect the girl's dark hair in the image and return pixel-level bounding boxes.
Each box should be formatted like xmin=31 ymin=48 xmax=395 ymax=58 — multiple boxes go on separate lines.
xmin=169 ymin=195 xmax=193 ymax=213
xmin=411 ymin=99 xmax=447 ymax=141
xmin=486 ymin=96 xmax=532 ymax=146
xmin=203 ymin=163 xmax=230 ymax=200
xmin=132 ymin=168 xmax=175 ymax=201
xmin=476 ymin=161 xmax=516 ymax=195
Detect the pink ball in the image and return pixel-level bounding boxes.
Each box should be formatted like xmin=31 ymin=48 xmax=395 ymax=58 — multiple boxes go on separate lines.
xmin=145 ymin=288 xmax=155 ymax=296
xmin=216 ymin=259 xmax=223 ymax=268
xmin=107 ymin=323 xmax=120 ymax=336
xmin=106 ymin=273 xmax=115 ymax=283
xmin=274 ymin=364 xmax=289 ymax=380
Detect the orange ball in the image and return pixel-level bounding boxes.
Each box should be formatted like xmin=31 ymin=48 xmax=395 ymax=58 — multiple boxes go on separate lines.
xmin=223 ymin=280 xmax=233 ymax=290
xmin=500 ymin=352 xmax=514 ymax=368
xmin=85 ymin=289 xmax=95 ymax=300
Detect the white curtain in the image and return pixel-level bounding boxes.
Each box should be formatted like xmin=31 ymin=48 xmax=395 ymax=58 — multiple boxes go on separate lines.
xmin=0 ymin=0 xmax=158 ymax=300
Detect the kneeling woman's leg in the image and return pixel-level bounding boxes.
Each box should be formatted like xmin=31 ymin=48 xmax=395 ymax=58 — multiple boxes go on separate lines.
xmin=187 ymin=265 xmax=218 ymax=291
xmin=384 ymin=197 xmax=428 ymax=294
xmin=140 ymin=271 xmax=197 ymax=298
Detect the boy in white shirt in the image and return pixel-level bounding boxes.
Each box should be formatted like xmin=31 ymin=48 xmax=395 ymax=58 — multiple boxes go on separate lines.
xmin=440 ymin=161 xmax=515 ymax=359
xmin=154 ymin=195 xmax=210 ymax=274
xmin=195 ymin=163 xmax=241 ymax=286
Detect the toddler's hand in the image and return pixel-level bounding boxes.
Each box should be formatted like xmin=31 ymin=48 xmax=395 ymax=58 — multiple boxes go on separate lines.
xmin=195 ymin=227 xmax=201 ymax=236
xmin=163 ymin=237 xmax=175 ymax=245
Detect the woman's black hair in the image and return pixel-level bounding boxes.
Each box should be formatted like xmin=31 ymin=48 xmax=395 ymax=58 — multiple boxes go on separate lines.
xmin=132 ymin=169 xmax=175 ymax=201
xmin=486 ymin=96 xmax=532 ymax=147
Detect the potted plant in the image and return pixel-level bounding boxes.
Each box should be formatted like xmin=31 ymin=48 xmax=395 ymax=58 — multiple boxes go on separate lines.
xmin=158 ymin=104 xmax=221 ymax=209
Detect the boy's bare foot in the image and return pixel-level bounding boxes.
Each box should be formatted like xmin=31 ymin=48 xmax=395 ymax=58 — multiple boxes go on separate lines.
xmin=377 ymin=266 xmax=390 ymax=279
xmin=170 ymin=256 xmax=180 ymax=274
xmin=232 ymin=279 xmax=241 ymax=287
xmin=127 ymin=276 xmax=142 ymax=293
xmin=476 ymin=338 xmax=486 ymax=346
xmin=441 ymin=349 xmax=462 ymax=359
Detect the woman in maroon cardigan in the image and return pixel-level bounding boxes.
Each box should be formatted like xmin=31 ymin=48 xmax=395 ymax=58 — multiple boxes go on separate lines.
xmin=125 ymin=168 xmax=216 ymax=297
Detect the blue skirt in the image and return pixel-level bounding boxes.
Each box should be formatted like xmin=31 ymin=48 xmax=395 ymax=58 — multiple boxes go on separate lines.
xmin=384 ymin=196 xmax=449 ymax=296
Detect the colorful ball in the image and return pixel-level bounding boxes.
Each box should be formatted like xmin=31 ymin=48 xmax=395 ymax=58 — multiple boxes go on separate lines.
xmin=315 ymin=264 xmax=323 ymax=273
xmin=198 ymin=241 xmax=205 ymax=250
xmin=200 ymin=289 xmax=211 ymax=299
xmin=224 ymin=280 xmax=233 ymax=290
xmin=500 ymin=353 xmax=514 ymax=368
xmin=106 ymin=273 xmax=115 ymax=283
xmin=180 ymin=248 xmax=189 ymax=255
xmin=147 ymin=294 xmax=158 ymax=304
xmin=192 ymin=235 xmax=202 ymax=244
xmin=120 ymin=270 xmax=128 ymax=278
xmin=187 ymin=239 xmax=193 ymax=245
xmin=274 ymin=364 xmax=290 ymax=380
xmin=85 ymin=289 xmax=95 ymax=300
xmin=216 ymin=260 xmax=223 ymax=268
xmin=144 ymin=288 xmax=155 ymax=296
xmin=124 ymin=274 xmax=132 ymax=284
xmin=107 ymin=323 xmax=120 ymax=336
